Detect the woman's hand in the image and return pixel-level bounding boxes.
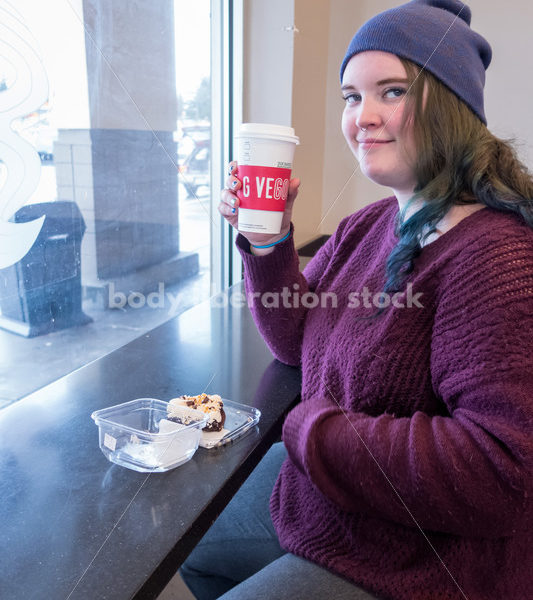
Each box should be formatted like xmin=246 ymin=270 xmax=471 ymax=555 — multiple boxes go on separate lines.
xmin=218 ymin=161 xmax=300 ymax=249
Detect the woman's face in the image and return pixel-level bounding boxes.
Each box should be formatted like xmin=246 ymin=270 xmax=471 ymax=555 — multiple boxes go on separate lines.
xmin=341 ymin=51 xmax=418 ymax=199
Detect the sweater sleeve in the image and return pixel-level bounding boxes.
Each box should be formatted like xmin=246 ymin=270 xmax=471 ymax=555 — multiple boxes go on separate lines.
xmin=236 ymin=220 xmax=347 ymax=366
xmin=282 ymin=232 xmax=533 ymax=538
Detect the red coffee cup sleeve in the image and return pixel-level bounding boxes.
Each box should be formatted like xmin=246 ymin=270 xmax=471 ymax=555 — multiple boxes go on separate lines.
xmin=236 ymin=165 xmax=291 ymax=212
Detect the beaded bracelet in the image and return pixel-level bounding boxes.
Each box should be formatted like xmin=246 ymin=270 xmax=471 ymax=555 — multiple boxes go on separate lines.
xmin=250 ymin=230 xmax=291 ymax=249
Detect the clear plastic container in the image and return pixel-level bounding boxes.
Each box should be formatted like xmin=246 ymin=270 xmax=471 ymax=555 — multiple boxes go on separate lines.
xmin=91 ymin=398 xmax=208 ymax=473
xmin=198 ymin=399 xmax=261 ymax=449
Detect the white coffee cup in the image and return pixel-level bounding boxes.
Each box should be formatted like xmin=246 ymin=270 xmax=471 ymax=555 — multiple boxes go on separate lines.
xmin=235 ymin=123 xmax=299 ymax=234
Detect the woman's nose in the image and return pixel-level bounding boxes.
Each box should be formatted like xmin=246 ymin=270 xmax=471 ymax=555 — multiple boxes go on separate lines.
xmin=355 ymin=99 xmax=382 ymax=131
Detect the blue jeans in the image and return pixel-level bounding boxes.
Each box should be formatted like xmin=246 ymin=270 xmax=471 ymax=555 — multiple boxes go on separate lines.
xmin=180 ymin=443 xmax=380 ymax=600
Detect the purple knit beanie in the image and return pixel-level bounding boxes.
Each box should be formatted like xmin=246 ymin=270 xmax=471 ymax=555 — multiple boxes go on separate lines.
xmin=339 ymin=0 xmax=492 ymax=124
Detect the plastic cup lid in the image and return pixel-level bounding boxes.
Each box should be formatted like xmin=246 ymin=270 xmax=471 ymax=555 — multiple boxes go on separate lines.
xmin=236 ymin=123 xmax=299 ymax=144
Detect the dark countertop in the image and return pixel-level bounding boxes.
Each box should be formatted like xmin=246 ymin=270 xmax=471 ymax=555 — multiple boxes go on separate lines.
xmin=0 ymin=282 xmax=301 ymax=600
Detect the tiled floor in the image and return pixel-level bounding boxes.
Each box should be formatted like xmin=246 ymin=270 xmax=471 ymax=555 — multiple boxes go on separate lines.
xmin=157 ymin=572 xmax=195 ymax=600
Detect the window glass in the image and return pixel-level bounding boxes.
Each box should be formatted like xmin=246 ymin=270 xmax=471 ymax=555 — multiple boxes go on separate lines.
xmin=0 ymin=0 xmax=213 ymax=406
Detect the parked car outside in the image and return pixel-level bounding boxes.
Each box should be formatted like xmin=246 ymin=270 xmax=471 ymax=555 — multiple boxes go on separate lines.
xmin=176 ymin=122 xmax=210 ymax=162
xmin=179 ymin=140 xmax=210 ymax=198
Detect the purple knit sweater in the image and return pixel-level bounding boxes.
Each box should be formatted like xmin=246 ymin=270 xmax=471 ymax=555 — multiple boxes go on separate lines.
xmin=236 ymin=196 xmax=533 ymax=600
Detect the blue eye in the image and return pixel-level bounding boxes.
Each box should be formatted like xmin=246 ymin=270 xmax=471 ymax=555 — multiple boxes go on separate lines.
xmin=343 ymin=93 xmax=360 ymax=105
xmin=385 ymin=88 xmax=406 ymax=98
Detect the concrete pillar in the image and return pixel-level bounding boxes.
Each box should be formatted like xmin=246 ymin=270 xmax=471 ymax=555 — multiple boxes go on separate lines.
xmin=55 ymin=0 xmax=198 ymax=306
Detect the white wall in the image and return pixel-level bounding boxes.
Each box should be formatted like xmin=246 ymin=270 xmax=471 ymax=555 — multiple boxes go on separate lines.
xmin=289 ymin=0 xmax=331 ymax=245
xmin=473 ymin=2 xmax=533 ymax=167
xmin=242 ymin=0 xmax=295 ymax=125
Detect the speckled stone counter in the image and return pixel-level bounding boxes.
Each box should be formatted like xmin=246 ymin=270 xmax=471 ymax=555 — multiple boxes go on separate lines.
xmin=0 ymin=282 xmax=301 ymax=600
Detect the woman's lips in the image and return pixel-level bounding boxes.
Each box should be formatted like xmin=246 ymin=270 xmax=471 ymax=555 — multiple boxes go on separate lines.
xmin=358 ymin=139 xmax=393 ymax=148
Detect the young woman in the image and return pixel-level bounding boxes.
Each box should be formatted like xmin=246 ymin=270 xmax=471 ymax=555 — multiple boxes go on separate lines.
xmin=181 ymin=1 xmax=533 ymax=598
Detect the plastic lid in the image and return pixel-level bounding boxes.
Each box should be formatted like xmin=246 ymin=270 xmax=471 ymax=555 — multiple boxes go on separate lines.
xmin=237 ymin=123 xmax=299 ymax=144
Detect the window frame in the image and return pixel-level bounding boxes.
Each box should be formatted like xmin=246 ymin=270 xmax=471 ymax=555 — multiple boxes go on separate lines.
xmin=210 ymin=0 xmax=244 ymax=296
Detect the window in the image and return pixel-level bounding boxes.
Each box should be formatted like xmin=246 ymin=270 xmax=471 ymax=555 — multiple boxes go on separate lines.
xmin=0 ymin=0 xmax=239 ymax=407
